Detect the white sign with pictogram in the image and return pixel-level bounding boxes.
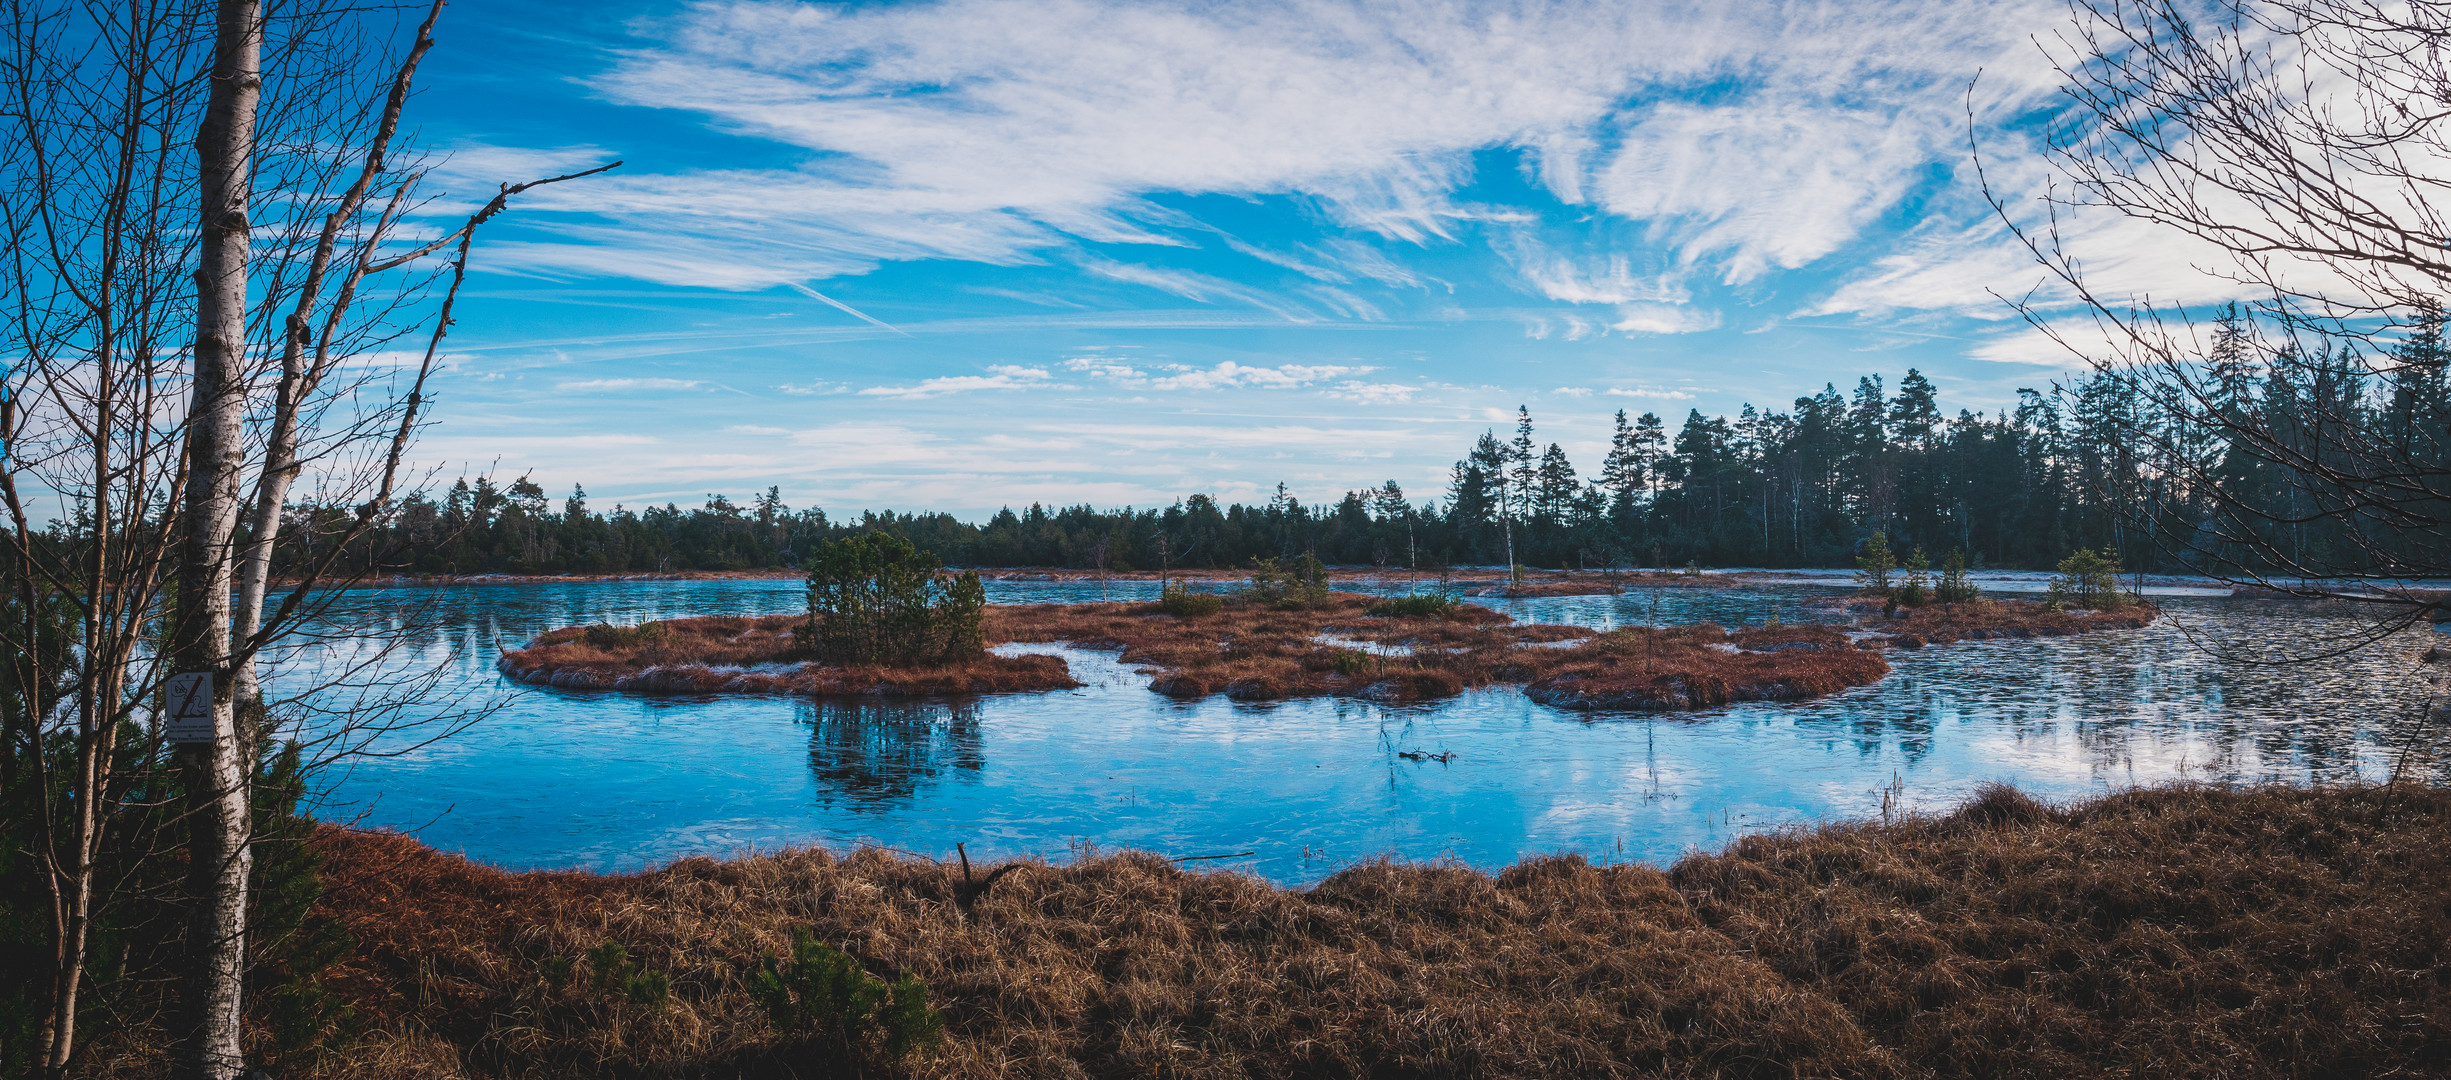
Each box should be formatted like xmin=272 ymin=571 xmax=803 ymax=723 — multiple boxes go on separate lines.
xmin=164 ymin=672 xmax=216 ymax=744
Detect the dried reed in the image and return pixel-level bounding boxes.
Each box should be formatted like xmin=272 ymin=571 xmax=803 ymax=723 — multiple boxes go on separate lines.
xmin=96 ymin=783 xmax=2449 ymax=1079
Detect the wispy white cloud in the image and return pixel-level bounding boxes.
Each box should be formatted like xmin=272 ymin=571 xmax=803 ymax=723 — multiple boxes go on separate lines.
xmin=857 ymin=365 xmax=1059 ymax=398
xmin=1062 ymin=357 xmax=1147 ymax=380
xmin=1611 ymin=303 xmax=1721 ymax=334
xmin=1144 ymin=361 xmax=1367 ymax=391
xmin=774 ymin=381 xmax=850 ymax=396
xmin=1606 ymin=386 xmax=1698 ymax=401
xmin=1327 ymin=381 xmax=1420 ymax=404
xmin=1510 ymin=246 xmax=1689 ymax=306
xmin=451 ymin=0 xmax=2069 ymax=298
xmin=1062 ymin=357 xmax=1377 ymax=393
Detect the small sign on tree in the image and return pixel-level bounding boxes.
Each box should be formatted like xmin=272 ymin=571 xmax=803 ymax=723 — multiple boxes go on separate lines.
xmin=164 ymin=672 xmax=216 ymax=744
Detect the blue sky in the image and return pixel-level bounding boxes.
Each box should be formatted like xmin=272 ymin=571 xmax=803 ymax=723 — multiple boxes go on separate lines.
xmin=398 ymin=0 xmax=2227 ymax=518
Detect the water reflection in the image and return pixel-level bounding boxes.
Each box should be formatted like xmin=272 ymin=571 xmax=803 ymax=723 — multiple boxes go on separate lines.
xmin=276 ymin=576 xmax=2450 ymax=880
xmin=801 ymin=699 xmax=984 ymax=810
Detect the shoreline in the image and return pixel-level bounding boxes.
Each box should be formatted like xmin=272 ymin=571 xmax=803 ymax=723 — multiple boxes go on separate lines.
xmin=127 ymin=781 xmax=2443 ymax=1080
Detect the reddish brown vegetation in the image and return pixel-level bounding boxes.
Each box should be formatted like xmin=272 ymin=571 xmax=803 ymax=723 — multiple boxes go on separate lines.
xmin=500 ymin=597 xmax=1893 ymax=709
xmin=1525 ymin=623 xmax=1894 ymax=710
xmin=991 ymin=598 xmax=1896 ymax=710
xmin=989 ymin=591 xmax=1584 ymax=702
xmin=502 ymin=594 xmax=2158 ymax=711
xmin=1808 ymin=598 xmax=2162 ymax=648
xmin=498 ymin=614 xmax=1077 ymax=696
xmin=102 ymin=783 xmax=2449 ymax=1079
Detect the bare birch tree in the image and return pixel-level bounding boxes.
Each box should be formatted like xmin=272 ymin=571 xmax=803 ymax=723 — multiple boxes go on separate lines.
xmin=0 ymin=1 xmax=611 ymax=1075
xmin=1986 ymin=0 xmax=2451 ymax=640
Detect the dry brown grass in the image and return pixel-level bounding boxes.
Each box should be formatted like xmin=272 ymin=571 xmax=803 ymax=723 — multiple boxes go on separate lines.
xmin=988 ymin=594 xmax=1892 ymax=708
xmin=1808 ymin=599 xmax=2163 ymax=649
xmin=499 ymin=615 xmax=1078 ymax=696
xmin=988 ymin=592 xmax=1573 ymax=702
xmin=502 ymin=595 xmax=2160 ymax=711
xmin=113 ymin=783 xmax=2451 ymax=1079
xmin=1524 ymin=624 xmax=1893 ymax=710
xmin=501 ymin=598 xmax=1909 ymax=710
xmin=1670 ymin=782 xmax=2451 ymax=1078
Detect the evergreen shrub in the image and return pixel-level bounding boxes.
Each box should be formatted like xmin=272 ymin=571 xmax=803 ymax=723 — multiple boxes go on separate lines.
xmin=2047 ymin=548 xmax=2131 ymax=610
xmin=1855 ymin=531 xmax=1895 ymax=595
xmin=1895 ymin=546 xmax=1931 ymax=606
xmin=1367 ymin=594 xmax=1458 ymax=618
xmin=748 ymin=928 xmax=943 ymax=1065
xmin=585 ymin=940 xmax=669 ymax=1007
xmin=1157 ymin=579 xmax=1224 ymax=617
xmin=799 ymin=532 xmax=987 ymax=666
xmin=583 ymin=621 xmax=666 ymax=648
xmin=1245 ymin=554 xmax=1329 ymax=609
xmin=1935 ymin=548 xmax=1981 ymax=604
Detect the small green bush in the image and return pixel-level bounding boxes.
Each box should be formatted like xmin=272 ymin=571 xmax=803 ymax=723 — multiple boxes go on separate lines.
xmin=1328 ymin=648 xmax=1376 ymax=676
xmin=585 ymin=941 xmax=667 ymax=1007
xmin=1246 ymin=554 xmax=1329 ymax=609
xmin=588 ymin=941 xmax=631 ymax=993
xmin=1366 ymin=594 xmax=1458 ymax=618
xmin=2047 ymin=548 xmax=2131 ymax=610
xmin=538 ymin=954 xmax=574 ymax=992
xmin=1855 ymin=531 xmax=1895 ymax=595
xmin=264 ymin=977 xmax=357 ymax=1060
xmin=583 ymin=621 xmax=666 ymax=648
xmin=1894 ymin=546 xmax=1931 ymax=607
xmin=1158 ymin=579 xmax=1224 ymax=617
xmin=749 ymin=929 xmax=944 ymax=1066
xmin=625 ymin=969 xmax=670 ymax=1007
xmin=799 ymin=532 xmax=986 ymax=666
xmin=1935 ymin=548 xmax=1980 ymax=604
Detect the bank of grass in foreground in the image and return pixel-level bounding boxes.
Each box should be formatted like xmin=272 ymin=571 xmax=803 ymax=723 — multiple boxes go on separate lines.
xmin=500 ymin=595 xmax=2153 ymax=709
xmin=89 ymin=783 xmax=2447 ymax=1078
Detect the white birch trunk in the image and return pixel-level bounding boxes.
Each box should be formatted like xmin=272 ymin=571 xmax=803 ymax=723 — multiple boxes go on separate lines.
xmin=178 ymin=2 xmax=261 ymax=1077
xmin=229 ymin=0 xmax=442 ymax=711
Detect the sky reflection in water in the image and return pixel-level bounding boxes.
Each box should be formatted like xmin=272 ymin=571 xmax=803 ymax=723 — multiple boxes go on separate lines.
xmin=286 ymin=577 xmax=2443 ymax=882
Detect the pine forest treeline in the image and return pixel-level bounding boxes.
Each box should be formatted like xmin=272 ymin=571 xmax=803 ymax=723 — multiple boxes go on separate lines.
xmin=286 ymin=318 xmax=2451 ymax=577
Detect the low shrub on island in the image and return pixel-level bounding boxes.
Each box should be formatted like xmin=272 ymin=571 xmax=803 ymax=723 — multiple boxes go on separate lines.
xmin=500 ymin=534 xmax=1069 ymax=695
xmin=800 ymin=532 xmax=987 ymax=665
xmin=124 ymin=783 xmax=2451 ymax=1080
xmin=500 ymin=614 xmax=1076 ymax=695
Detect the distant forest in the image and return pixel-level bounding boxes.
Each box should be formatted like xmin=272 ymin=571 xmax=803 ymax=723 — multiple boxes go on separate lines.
xmin=300 ymin=313 xmax=2446 ymax=575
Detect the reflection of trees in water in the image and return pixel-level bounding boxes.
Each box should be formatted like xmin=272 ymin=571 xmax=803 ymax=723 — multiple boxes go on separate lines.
xmin=800 ymin=699 xmax=984 ymax=810
xmin=1844 ymin=610 xmax=2445 ymax=783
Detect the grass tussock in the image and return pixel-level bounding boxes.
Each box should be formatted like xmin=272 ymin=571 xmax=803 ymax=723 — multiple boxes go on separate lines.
xmin=499 ymin=615 xmax=1078 ymax=696
xmin=130 ymin=783 xmax=2451 ymax=1080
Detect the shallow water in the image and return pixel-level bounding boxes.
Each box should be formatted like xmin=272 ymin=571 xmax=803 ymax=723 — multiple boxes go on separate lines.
xmin=280 ymin=575 xmax=2447 ymax=883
